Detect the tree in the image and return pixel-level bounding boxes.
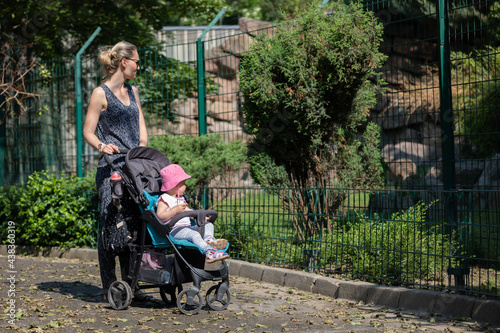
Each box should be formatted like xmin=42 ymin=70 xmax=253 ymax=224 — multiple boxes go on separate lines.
xmin=0 ymin=0 xmax=225 ymax=123
xmin=240 ymin=0 xmax=387 ymax=239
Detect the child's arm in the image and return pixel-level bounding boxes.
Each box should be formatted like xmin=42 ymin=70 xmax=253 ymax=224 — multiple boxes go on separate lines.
xmin=156 ymin=199 xmax=188 ymax=222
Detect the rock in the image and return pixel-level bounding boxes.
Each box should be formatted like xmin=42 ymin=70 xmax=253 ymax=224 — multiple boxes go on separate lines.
xmin=385 ymin=54 xmax=429 ymax=75
xmin=473 ymin=154 xmax=500 ymax=209
xmin=204 ymin=47 xmax=240 ymax=77
xmin=208 ymin=100 xmax=239 ymax=123
xmin=388 ymin=158 xmax=417 ymax=183
xmin=393 ymin=37 xmax=438 ymax=62
xmin=171 ymin=98 xmax=198 ymax=118
xmin=169 ymin=117 xmax=199 ymax=136
xmin=382 ymin=69 xmax=411 ymax=86
xmin=419 ymin=119 xmax=442 ymax=147
xmin=207 ymin=77 xmax=240 ymax=102
xmin=221 ymin=33 xmax=252 ymax=57
xmin=207 ymin=121 xmax=249 ymax=144
xmin=238 ymin=17 xmax=275 ymax=37
xmin=384 ymin=128 xmax=422 ymax=144
xmin=377 ymin=106 xmax=429 ymax=130
xmin=382 ymin=142 xmax=434 ymax=166
xmin=474 ymin=154 xmax=500 ymax=187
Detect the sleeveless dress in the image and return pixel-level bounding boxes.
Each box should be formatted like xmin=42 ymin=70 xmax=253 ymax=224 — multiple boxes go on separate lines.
xmin=95 ymin=83 xmax=141 ymax=292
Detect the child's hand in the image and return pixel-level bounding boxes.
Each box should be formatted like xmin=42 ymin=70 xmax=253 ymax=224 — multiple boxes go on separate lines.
xmin=174 ymin=203 xmax=188 ymax=213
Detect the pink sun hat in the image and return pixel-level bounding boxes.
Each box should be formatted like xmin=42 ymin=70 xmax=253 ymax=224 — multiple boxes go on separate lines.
xmin=160 ymin=164 xmax=191 ymax=192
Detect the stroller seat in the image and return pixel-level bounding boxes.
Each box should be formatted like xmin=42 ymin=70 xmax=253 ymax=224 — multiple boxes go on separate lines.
xmin=142 ymin=191 xmax=229 ymax=253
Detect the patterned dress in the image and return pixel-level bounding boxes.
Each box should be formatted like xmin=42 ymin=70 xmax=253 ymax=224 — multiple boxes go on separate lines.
xmin=95 ymin=83 xmax=141 ymax=292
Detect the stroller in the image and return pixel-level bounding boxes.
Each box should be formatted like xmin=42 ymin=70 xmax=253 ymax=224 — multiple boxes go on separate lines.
xmin=104 ymin=146 xmax=230 ymax=314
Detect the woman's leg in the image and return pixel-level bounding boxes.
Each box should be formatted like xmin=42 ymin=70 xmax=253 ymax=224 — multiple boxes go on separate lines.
xmin=96 ymin=167 xmax=118 ymax=293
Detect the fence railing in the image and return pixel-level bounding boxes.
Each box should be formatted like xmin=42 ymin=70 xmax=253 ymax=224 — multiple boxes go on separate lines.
xmin=194 ymin=186 xmax=499 ymax=297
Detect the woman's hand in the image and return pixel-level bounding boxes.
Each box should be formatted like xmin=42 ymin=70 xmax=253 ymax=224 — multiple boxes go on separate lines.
xmin=100 ymin=143 xmax=120 ymax=155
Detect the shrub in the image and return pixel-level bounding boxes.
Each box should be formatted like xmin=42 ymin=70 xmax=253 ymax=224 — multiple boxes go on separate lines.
xmin=148 ymin=134 xmax=247 ymax=189
xmin=240 ymin=0 xmax=387 ymax=239
xmin=318 ymin=201 xmax=453 ymax=284
xmin=0 ymin=171 xmax=98 ymax=248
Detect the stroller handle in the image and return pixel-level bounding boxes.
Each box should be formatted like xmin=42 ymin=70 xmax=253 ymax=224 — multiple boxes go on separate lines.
xmin=103 ymin=149 xmax=130 ymax=169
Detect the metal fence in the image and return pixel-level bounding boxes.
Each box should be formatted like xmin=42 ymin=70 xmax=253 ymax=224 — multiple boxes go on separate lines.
xmin=1 ymin=0 xmax=499 ymax=298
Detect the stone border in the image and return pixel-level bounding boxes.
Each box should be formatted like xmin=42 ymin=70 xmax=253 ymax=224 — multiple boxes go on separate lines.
xmin=2 ymin=245 xmax=499 ymax=325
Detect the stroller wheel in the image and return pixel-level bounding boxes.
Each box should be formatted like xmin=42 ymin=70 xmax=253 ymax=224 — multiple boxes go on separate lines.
xmin=159 ymin=286 xmax=177 ymax=306
xmin=108 ymin=280 xmax=133 ymax=310
xmin=176 ymin=289 xmax=203 ymax=315
xmin=206 ymin=285 xmax=231 ymax=311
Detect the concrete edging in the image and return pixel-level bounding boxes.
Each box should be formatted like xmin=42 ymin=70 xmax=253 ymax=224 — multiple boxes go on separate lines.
xmin=2 ymin=245 xmax=499 ymax=325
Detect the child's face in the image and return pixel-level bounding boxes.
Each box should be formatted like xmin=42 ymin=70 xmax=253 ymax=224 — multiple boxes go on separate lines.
xmin=176 ymin=180 xmax=187 ymax=196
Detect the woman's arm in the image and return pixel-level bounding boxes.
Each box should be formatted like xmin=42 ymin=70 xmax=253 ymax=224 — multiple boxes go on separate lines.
xmin=83 ymin=87 xmax=120 ymax=154
xmin=133 ymin=86 xmax=148 ymax=147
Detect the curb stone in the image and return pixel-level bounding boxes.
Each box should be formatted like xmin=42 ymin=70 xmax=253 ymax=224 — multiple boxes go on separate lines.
xmin=2 ymin=245 xmax=499 ymax=325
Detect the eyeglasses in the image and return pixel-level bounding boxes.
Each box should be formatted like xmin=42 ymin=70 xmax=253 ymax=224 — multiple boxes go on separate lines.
xmin=125 ymin=58 xmax=140 ymax=67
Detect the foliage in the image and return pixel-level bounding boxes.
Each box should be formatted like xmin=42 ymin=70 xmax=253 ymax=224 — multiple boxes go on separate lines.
xmin=317 ymin=201 xmax=454 ymax=283
xmin=148 ymin=134 xmax=247 ymax=189
xmin=332 ymin=122 xmax=386 ymax=189
xmin=221 ymin=200 xmax=455 ymax=285
xmin=134 ymin=49 xmax=219 ymax=121
xmin=240 ymin=0 xmax=387 ymax=238
xmin=0 ymin=171 xmax=98 ymax=248
xmin=224 ymin=0 xmax=311 ymax=23
xmin=452 ymin=46 xmax=500 ymax=158
xmin=0 ymin=0 xmax=226 ymax=59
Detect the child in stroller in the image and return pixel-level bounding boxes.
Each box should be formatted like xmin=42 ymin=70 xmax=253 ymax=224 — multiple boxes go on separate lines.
xmin=156 ymin=164 xmax=230 ymax=263
xmin=105 ymin=146 xmax=231 ymax=314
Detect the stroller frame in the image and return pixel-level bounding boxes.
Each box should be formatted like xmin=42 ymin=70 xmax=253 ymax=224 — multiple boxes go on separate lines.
xmin=104 ymin=147 xmax=230 ymax=314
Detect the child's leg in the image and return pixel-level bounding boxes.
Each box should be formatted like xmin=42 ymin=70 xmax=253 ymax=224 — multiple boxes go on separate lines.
xmin=202 ymin=223 xmax=228 ymax=250
xmin=171 ymin=226 xmax=212 ymax=254
xmin=202 ymin=223 xmax=215 ymax=240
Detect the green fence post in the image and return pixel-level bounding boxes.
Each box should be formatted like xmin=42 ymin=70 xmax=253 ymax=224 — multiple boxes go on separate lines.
xmin=197 ymin=7 xmax=226 ymax=136
xmin=318 ymin=0 xmax=329 ymax=9
xmin=437 ymin=0 xmax=456 ymax=226
xmin=437 ymin=1 xmax=455 ymax=193
xmin=75 ymin=27 xmax=101 ymax=178
xmin=197 ymin=8 xmax=226 ymax=208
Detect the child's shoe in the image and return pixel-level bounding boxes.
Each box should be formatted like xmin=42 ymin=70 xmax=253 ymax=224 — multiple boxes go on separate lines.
xmin=206 ymin=250 xmax=229 ymax=263
xmin=206 ymin=238 xmax=228 ymax=250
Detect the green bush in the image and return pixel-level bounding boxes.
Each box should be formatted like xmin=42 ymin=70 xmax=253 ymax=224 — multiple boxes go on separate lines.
xmin=221 ymin=200 xmax=455 ymax=284
xmin=318 ymin=201 xmax=453 ymax=284
xmin=149 ymin=134 xmax=247 ymax=189
xmin=0 ymin=171 xmax=98 ymax=248
xmin=240 ymin=0 xmax=387 ymax=239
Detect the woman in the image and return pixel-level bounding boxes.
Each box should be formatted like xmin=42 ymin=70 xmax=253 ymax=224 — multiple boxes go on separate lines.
xmin=83 ymin=41 xmax=153 ymax=302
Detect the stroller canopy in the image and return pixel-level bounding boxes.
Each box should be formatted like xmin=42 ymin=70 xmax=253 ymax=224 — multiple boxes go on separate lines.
xmin=123 ymin=146 xmax=171 ymax=204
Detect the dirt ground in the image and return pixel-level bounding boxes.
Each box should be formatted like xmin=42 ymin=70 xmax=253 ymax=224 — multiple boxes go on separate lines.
xmin=1 ymin=255 xmax=499 ymax=332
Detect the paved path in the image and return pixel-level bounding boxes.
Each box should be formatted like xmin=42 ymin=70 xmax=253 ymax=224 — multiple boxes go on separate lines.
xmin=1 ymin=255 xmax=499 ymax=332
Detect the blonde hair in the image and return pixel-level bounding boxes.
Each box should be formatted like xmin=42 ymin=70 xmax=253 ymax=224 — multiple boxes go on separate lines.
xmin=99 ymin=41 xmax=137 ymax=77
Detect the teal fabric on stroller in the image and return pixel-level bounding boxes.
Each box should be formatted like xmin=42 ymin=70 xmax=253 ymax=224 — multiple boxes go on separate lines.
xmin=142 ymin=191 xmax=229 ymax=254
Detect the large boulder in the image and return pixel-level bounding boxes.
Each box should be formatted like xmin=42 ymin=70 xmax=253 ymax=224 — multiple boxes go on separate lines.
xmin=382 ymin=141 xmax=436 ymax=166
xmin=238 ymin=17 xmax=275 ymax=37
